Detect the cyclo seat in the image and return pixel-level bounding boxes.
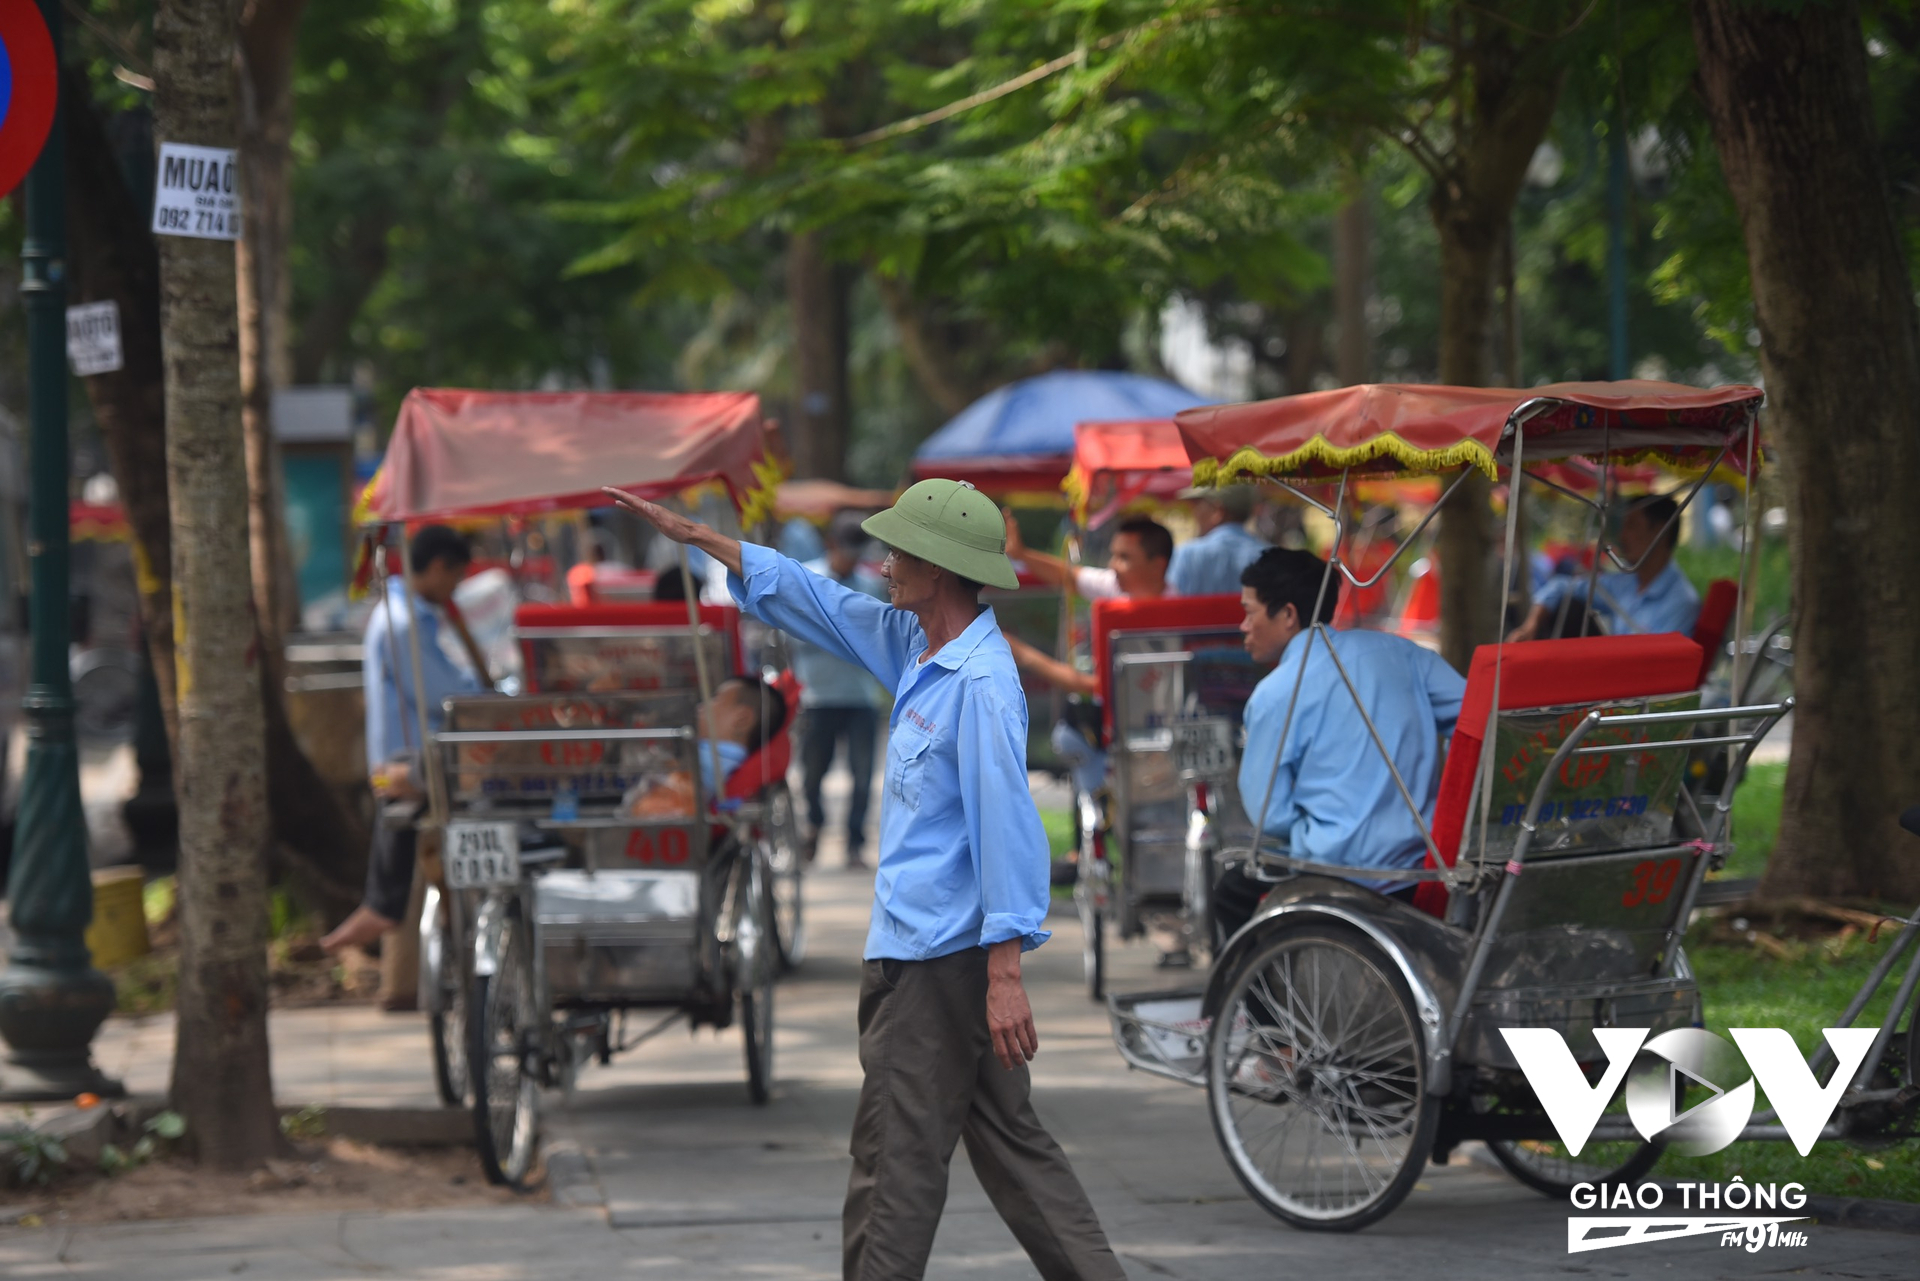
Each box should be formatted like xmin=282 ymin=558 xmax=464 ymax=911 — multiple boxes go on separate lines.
xmin=718 ymin=670 xmax=802 ymax=808
xmin=1413 ymin=632 xmax=1705 ymax=918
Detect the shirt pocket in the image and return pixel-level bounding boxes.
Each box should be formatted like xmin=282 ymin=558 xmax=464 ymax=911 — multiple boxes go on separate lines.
xmin=888 ymin=725 xmax=933 ymax=811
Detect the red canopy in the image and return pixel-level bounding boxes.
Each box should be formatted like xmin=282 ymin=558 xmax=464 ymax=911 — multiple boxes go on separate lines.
xmin=908 ymin=453 xmax=1070 ymax=495
xmin=1064 ymin=419 xmax=1191 ymax=527
xmin=356 ymin=389 xmax=778 ymax=524
xmin=1177 ymin=381 xmax=1763 ymax=485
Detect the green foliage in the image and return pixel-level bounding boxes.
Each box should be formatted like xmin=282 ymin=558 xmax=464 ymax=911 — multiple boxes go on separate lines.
xmin=1720 ymin=760 xmax=1787 ymax=883
xmin=2 ymin=1127 xmax=69 ymax=1187
xmin=280 ymin=1104 xmax=329 ymax=1142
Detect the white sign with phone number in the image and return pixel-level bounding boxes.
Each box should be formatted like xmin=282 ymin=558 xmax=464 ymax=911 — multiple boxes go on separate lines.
xmin=151 ymin=142 xmax=240 ymax=240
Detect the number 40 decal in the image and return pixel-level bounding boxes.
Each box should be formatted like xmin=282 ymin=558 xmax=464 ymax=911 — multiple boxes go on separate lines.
xmin=624 ymin=827 xmax=691 ymax=864
xmin=1622 ymin=857 xmax=1682 ymax=907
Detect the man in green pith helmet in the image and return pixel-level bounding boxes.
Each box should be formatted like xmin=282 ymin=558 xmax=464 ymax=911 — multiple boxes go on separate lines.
xmin=608 ymin=478 xmax=1126 ymax=1281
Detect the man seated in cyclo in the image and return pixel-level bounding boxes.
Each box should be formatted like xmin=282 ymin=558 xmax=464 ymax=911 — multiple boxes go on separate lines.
xmin=999 ymin=512 xmax=1175 ymax=796
xmin=624 ymin=675 xmax=788 ymax=818
xmin=1212 ymin=547 xmax=1467 ymax=944
xmin=1507 ymin=493 xmax=1699 ymax=642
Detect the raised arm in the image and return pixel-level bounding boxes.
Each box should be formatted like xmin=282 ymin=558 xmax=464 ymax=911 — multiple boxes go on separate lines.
xmin=1004 ymin=632 xmax=1099 ymax=699
xmin=1002 ymin=510 xmax=1076 ymax=593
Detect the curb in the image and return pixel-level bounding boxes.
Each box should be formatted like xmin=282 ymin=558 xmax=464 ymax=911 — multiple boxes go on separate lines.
xmin=542 ymin=1135 xmax=605 ymax=1210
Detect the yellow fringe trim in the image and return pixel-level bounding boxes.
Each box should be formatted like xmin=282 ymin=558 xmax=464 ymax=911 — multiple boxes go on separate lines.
xmin=352 ymin=463 xmax=384 ymax=527
xmin=738 ymin=451 xmax=788 ymax=530
xmin=1062 ymin=464 xmax=1090 ymax=526
xmin=1189 ymin=435 xmax=1763 ymax=489
xmin=1190 ymin=434 xmax=1499 ymax=488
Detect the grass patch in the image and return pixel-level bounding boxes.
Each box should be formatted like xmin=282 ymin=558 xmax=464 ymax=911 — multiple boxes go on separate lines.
xmin=1653 ymin=921 xmax=1920 ymax=1200
xmin=1717 ymin=760 xmax=1786 ymax=882
xmin=1675 ymin=537 xmax=1791 ymax=629
xmin=1039 ymin=807 xmax=1075 ymax=860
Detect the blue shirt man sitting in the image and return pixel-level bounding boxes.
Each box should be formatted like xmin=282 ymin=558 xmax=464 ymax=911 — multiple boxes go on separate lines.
xmin=1510 ymin=494 xmax=1700 ymax=641
xmin=1213 ymin=547 xmax=1467 ymax=944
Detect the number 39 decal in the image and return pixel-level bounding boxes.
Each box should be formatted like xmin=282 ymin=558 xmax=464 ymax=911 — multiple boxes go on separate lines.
xmin=1622 ymin=857 xmax=1683 ymax=908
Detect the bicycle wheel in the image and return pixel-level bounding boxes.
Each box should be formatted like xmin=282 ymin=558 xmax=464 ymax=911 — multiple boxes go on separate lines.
xmin=1486 ymin=1135 xmax=1663 ymax=1198
xmin=1077 ymin=883 xmax=1105 ymax=1003
xmin=1207 ymin=922 xmax=1439 ymax=1232
xmin=468 ymin=897 xmax=542 ymax=1188
xmin=740 ymin=852 xmax=776 ymax=1105
xmin=419 ymin=886 xmax=468 ymax=1107
xmin=764 ymin=783 xmax=807 ymax=970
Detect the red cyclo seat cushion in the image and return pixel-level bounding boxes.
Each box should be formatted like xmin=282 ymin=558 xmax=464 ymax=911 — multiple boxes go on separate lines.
xmin=1412 ymin=633 xmax=1704 ymax=917
xmin=1689 ymin=578 xmax=1738 ymax=687
xmin=1091 ymin=594 xmax=1245 ymax=734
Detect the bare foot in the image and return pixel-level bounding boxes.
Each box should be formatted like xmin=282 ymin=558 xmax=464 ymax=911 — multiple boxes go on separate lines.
xmin=320 ymin=905 xmax=396 ymax=956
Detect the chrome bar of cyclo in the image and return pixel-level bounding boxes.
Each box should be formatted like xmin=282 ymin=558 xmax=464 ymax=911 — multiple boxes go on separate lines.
xmin=1571 ymin=700 xmax=1792 ymax=729
xmin=1442 ymin=706 xmax=1605 ymax=1059
xmin=1810 ymin=918 xmax=1920 ymax=1075
xmin=1854 ymin=932 xmax=1920 ymax=1091
xmin=1573 ymin=733 xmax=1770 ymax=756
xmin=434 ymin=727 xmax=694 ymax=744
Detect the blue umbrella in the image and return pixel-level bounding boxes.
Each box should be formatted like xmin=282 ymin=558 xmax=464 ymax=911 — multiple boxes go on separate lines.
xmin=913 ymin=371 xmax=1211 ymax=472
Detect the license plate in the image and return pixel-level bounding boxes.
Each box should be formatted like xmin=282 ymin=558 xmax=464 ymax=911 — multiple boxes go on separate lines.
xmin=445 ymin=822 xmax=521 ymax=888
xmin=1174 ymin=718 xmax=1235 ymax=777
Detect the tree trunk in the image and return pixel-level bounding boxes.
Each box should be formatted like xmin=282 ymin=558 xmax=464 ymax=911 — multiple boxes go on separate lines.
xmin=65 ymin=69 xmax=367 ymax=919
xmin=1426 ymin=37 xmax=1563 ymax=671
xmin=62 ymin=71 xmax=177 ymax=736
xmin=873 ymin=273 xmax=974 ymax=417
xmin=1693 ymin=0 xmax=1920 ymax=902
xmin=237 ymin=0 xmax=311 ymax=649
xmin=153 ymin=0 xmax=282 ymax=1170
xmin=1334 ymin=185 xmax=1371 ymax=386
xmin=786 ymin=231 xmax=852 ymax=480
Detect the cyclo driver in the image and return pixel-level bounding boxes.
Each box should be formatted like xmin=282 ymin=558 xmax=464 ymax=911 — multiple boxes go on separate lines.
xmin=1213 ymin=547 xmax=1466 ymax=942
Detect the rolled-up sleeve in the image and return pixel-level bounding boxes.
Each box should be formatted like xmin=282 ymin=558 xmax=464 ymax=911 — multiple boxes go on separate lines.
xmin=728 ymin=543 xmax=915 ymax=690
xmin=957 ymin=671 xmax=1052 ymax=951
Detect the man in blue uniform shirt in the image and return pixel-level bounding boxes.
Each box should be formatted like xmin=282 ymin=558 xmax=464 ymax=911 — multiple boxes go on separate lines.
xmin=1167 ymin=484 xmax=1268 ymax=596
xmin=795 ymin=518 xmax=889 ymax=867
xmin=610 ymin=479 xmax=1126 ymax=1281
xmin=1510 ymin=494 xmax=1700 ymax=640
xmin=1213 ymin=547 xmax=1466 ymax=942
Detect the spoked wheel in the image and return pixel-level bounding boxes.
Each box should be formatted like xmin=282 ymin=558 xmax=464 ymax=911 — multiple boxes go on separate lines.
xmin=764 ymin=783 xmax=807 ymax=971
xmin=469 ymin=897 xmax=543 ymax=1189
xmin=739 ymin=852 xmax=776 ymax=1105
xmin=1486 ymin=1135 xmax=1664 ymax=1199
xmin=420 ymin=886 xmax=469 ymax=1106
xmin=1076 ymin=882 xmax=1105 ymax=1002
xmin=1206 ymin=923 xmax=1439 ymax=1232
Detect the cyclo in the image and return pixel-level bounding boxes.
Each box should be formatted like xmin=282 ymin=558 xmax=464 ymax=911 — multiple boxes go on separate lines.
xmin=1057 ymin=417 xmax=1262 ymax=998
xmin=1107 ymin=381 xmax=1920 ymax=1231
xmin=358 ymin=389 xmax=800 ymax=1187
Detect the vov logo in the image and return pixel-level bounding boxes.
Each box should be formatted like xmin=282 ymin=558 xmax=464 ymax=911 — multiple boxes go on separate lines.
xmin=1499 ymin=1026 xmax=1878 ymax=1156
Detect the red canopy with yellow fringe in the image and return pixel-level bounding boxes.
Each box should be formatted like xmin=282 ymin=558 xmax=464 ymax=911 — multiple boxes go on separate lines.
xmin=1063 ymin=419 xmax=1191 ymax=527
xmin=355 ymin=389 xmax=780 ymax=527
xmin=1176 ymin=381 xmax=1764 ymax=486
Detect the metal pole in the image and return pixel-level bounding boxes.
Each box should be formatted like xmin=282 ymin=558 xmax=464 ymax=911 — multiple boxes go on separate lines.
xmin=0 ymin=1 xmax=121 ymax=1099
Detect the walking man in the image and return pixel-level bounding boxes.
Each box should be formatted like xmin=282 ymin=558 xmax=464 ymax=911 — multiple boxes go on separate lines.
xmin=608 ymin=479 xmax=1127 ymax=1281
xmin=796 ymin=518 xmax=888 ymax=867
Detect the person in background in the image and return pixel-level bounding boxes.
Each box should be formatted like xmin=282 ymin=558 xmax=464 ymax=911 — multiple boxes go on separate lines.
xmin=1168 ymin=485 xmax=1268 ymax=596
xmin=652 ymin=566 xmax=694 ymax=602
xmin=322 ymin=525 xmax=483 ymax=955
xmin=1003 ymin=511 xmax=1174 ymax=603
xmin=627 ymin=675 xmax=788 ymax=818
xmin=796 ymin=518 xmax=888 ymax=867
xmin=1508 ymin=494 xmax=1699 ymax=641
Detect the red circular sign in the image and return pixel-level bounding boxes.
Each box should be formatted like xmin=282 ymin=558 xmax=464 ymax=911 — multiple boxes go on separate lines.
xmin=0 ymin=3 xmax=57 ymax=201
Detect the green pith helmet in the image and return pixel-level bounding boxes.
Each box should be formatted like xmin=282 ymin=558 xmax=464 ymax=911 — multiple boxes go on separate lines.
xmin=862 ymin=478 xmax=1019 ymax=591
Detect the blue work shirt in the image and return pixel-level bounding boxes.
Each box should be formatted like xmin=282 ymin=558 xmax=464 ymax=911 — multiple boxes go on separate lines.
xmin=1239 ymin=628 xmax=1465 ymax=892
xmin=793 ymin=557 xmax=888 ymax=709
xmin=1534 ymin=561 xmax=1700 ymax=636
xmin=729 ymin=543 xmax=1052 ymax=960
xmin=700 ymin=739 xmax=750 ymax=800
xmin=363 ymin=579 xmax=483 ymax=767
xmin=1169 ymin=523 xmax=1269 ymax=596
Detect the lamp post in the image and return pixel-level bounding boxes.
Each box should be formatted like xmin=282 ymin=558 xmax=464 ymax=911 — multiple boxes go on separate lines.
xmin=0 ymin=0 xmax=119 ymax=1101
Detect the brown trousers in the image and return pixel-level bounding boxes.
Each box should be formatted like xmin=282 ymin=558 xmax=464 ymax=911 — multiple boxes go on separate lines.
xmin=843 ymin=949 xmax=1127 ymax=1281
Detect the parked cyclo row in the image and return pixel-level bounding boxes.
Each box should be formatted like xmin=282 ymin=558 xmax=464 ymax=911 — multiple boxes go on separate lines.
xmin=358 ymin=390 xmax=805 ymax=1187
xmin=1046 ymin=382 xmax=1920 ymax=1231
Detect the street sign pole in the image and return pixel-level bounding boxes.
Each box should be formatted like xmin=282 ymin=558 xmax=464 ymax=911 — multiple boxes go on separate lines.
xmin=0 ymin=0 xmax=120 ymax=1100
